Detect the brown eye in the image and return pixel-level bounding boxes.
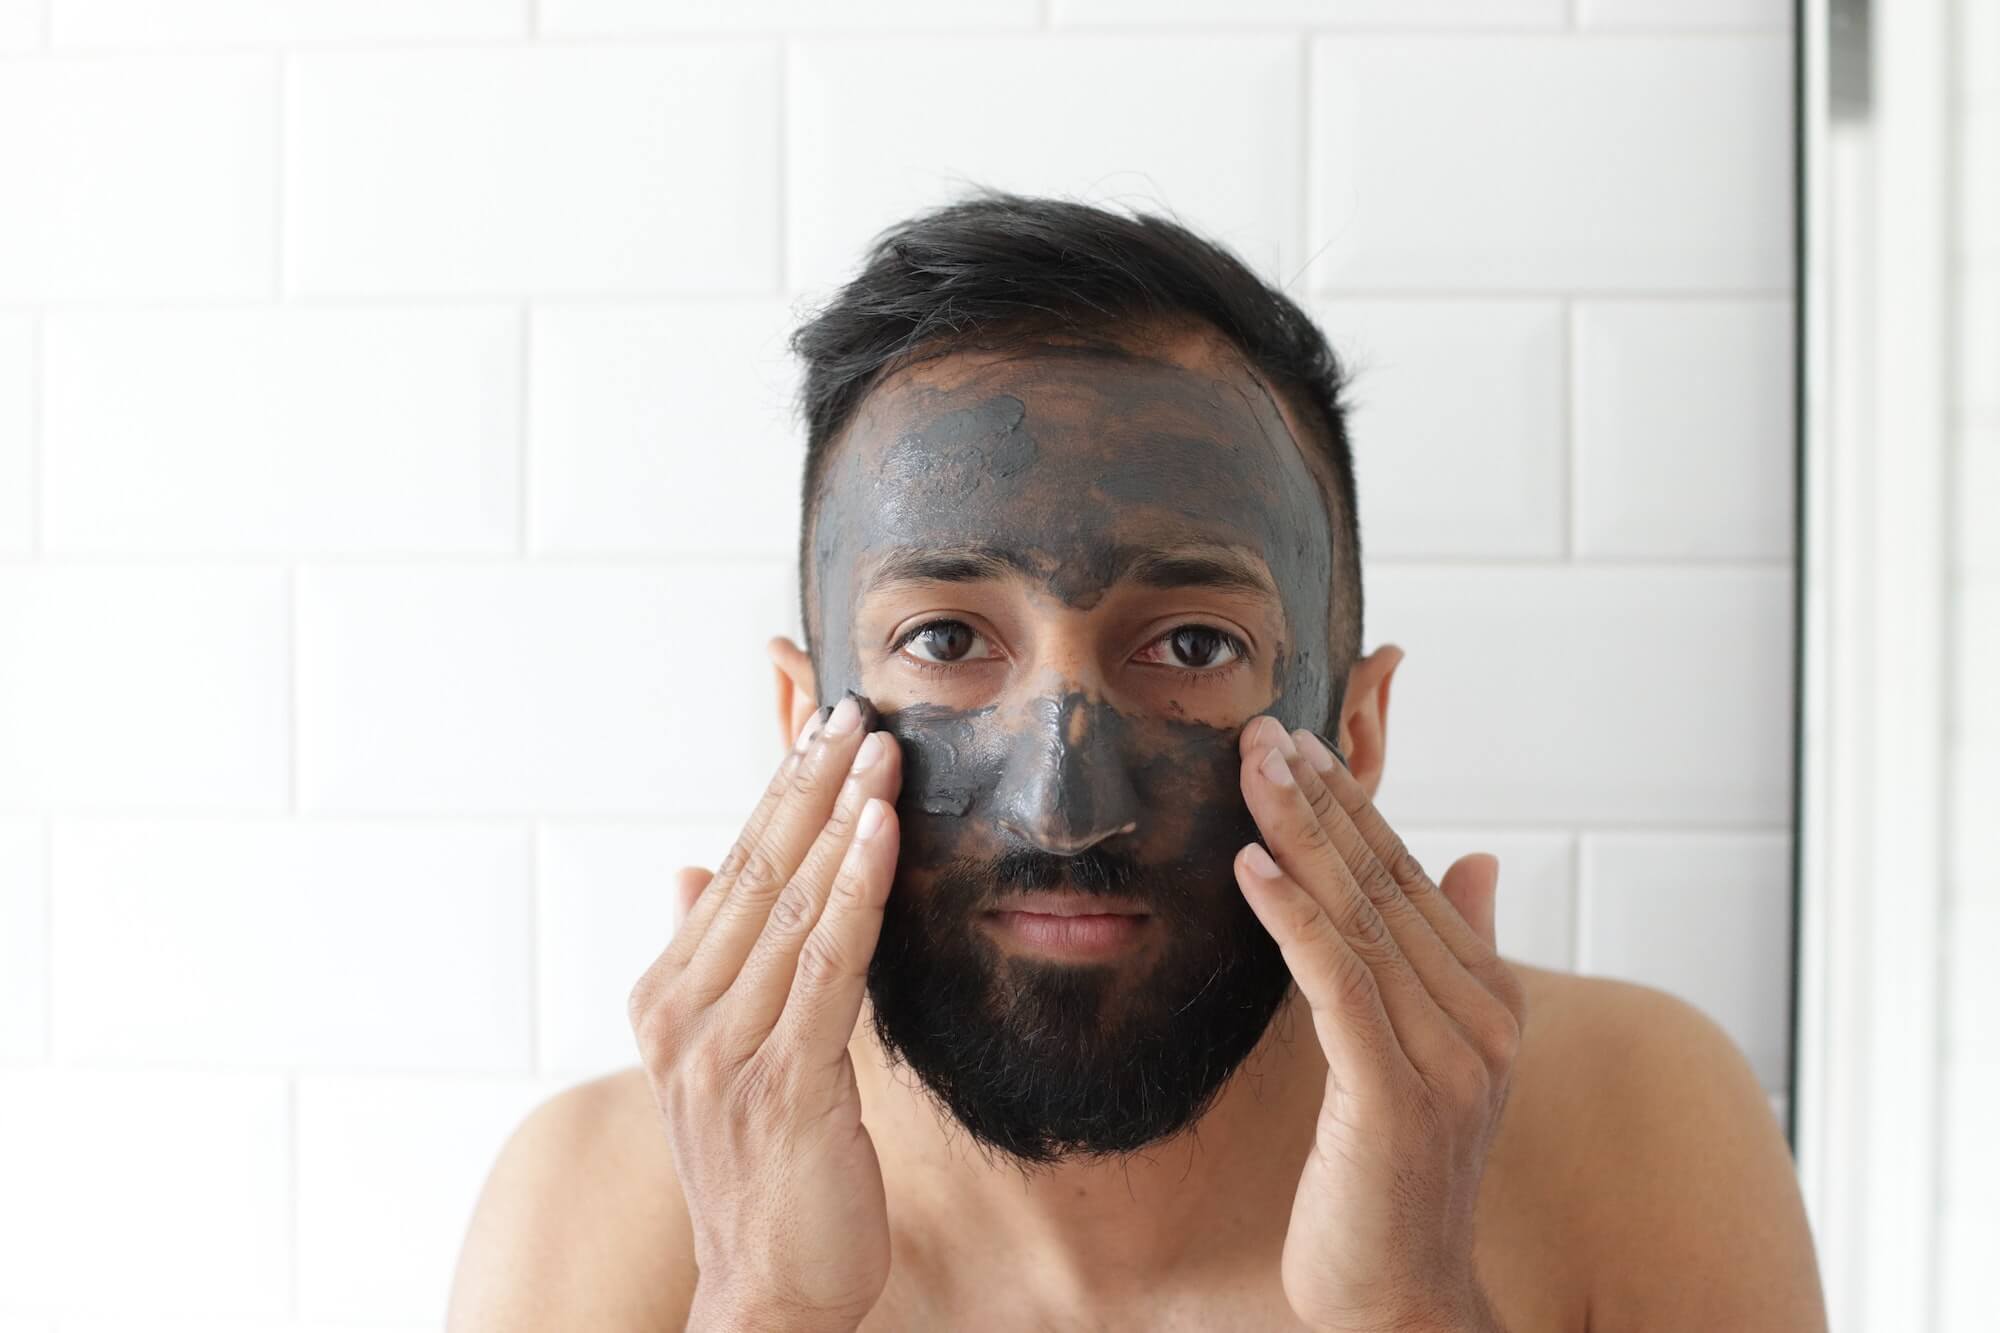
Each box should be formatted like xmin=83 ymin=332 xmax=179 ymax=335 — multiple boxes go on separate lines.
xmin=1140 ymin=625 xmax=1246 ymax=674
xmin=900 ymin=619 xmax=989 ymax=665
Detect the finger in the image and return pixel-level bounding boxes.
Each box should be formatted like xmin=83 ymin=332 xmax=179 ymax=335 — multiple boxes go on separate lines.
xmin=682 ymin=693 xmax=879 ymax=1002
xmin=665 ymin=702 xmax=829 ymax=969
xmin=766 ymin=795 xmax=899 ymax=1070
xmin=1240 ymin=732 xmax=1461 ymax=1075
xmin=1275 ymin=722 xmax=1498 ymax=1034
xmin=1297 ymin=728 xmax=1524 ymax=1025
xmin=724 ymin=729 xmax=902 ymax=1043
xmin=1439 ymin=853 xmax=1500 ymax=950
xmin=671 ymin=866 xmax=713 ymax=933
xmin=1234 ymin=840 xmax=1405 ymax=1097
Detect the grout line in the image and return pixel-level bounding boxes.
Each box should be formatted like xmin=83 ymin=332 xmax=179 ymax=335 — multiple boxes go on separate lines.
xmin=286 ymin=1073 xmax=300 ymax=1317
xmin=1296 ymin=33 xmax=1311 ymax=291
xmin=1567 ymin=831 xmax=1585 ymax=972
xmin=528 ymin=0 xmax=541 ymax=38
xmin=42 ymin=818 xmax=53 ymax=1061
xmin=1562 ymin=297 xmax=1578 ymax=559
xmin=27 ymin=310 xmax=41 ymax=555
xmin=287 ymin=568 xmax=299 ymax=813
xmin=517 ymin=305 xmax=531 ymax=553
xmin=273 ymin=53 xmax=287 ymax=301
xmin=775 ymin=39 xmax=789 ymax=297
xmin=527 ymin=824 xmax=541 ymax=1076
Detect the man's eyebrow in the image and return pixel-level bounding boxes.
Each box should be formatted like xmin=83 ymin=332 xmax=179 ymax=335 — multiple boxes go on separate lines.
xmin=862 ymin=542 xmax=1280 ymax=602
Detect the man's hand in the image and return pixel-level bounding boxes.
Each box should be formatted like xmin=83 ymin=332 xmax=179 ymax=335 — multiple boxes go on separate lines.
xmin=1233 ymin=715 xmax=1525 ymax=1333
xmin=627 ymin=694 xmax=902 ymax=1333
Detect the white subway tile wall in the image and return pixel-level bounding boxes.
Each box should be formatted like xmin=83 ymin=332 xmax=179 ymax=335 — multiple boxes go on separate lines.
xmin=0 ymin=5 xmax=1796 ymax=1325
xmin=1942 ymin=2 xmax=1999 ymax=1326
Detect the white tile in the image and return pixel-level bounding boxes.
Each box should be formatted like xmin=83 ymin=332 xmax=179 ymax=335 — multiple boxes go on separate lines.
xmin=296 ymin=563 xmax=796 ymax=816
xmin=1309 ymin=35 xmax=1791 ymax=292
xmin=545 ymin=0 xmax=1038 ymax=31
xmin=0 ymin=54 xmax=274 ymax=302
xmin=1963 ymin=264 xmax=2000 ymax=429
xmin=788 ymin=35 xmax=1303 ymax=294
xmin=61 ymin=1323 xmax=436 ymax=1333
xmin=1577 ymin=0 xmax=1788 ymax=28
xmin=0 ymin=567 xmax=289 ymax=811
xmin=1363 ymin=565 xmax=1794 ymax=826
xmin=0 ymin=313 xmax=30 ymax=552
xmin=0 ymin=0 xmax=45 ymax=47
xmin=43 ymin=307 xmax=520 ymax=555
xmin=1053 ymin=0 xmax=1564 ymax=25
xmin=529 ymin=302 xmax=801 ymax=556
xmin=296 ymin=1073 xmax=570 ymax=1324
xmin=54 ymin=0 xmax=526 ymax=44
xmin=51 ymin=819 xmax=532 ymax=1072
xmin=1398 ymin=829 xmax=1575 ymax=971
xmin=0 ymin=1318 xmax=51 ymax=1333
xmin=1573 ymin=299 xmax=1794 ymax=560
xmin=286 ymin=45 xmax=779 ymax=297
xmin=1959 ymin=108 xmax=1999 ymax=260
xmin=1959 ymin=434 xmax=2000 ymax=578
xmin=1958 ymin=575 xmax=2000 ymax=739
xmin=0 ymin=819 xmax=47 ymax=1060
xmin=0 ymin=1069 xmax=289 ymax=1314
xmin=1966 ymin=0 xmax=2000 ymax=105
xmin=538 ymin=820 xmax=739 ymax=1079
xmin=1940 ymin=1206 xmax=2000 ymax=1333
xmin=1320 ymin=299 xmax=1565 ymax=558
xmin=1944 ymin=902 xmax=2000 ymax=1066
xmin=1576 ymin=831 xmax=1793 ymax=1091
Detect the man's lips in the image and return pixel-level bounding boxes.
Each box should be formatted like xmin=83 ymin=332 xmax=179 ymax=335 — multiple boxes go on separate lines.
xmin=983 ymin=891 xmax=1150 ymax=918
xmin=981 ymin=892 xmax=1152 ymax=958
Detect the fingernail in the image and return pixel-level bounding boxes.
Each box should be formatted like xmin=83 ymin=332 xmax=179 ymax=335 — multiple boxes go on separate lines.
xmin=851 ymin=732 xmax=882 ymax=772
xmin=855 ymin=797 xmax=887 ymax=842
xmin=1295 ymin=729 xmax=1337 ymax=774
xmin=1262 ymin=716 xmax=1297 ymax=757
xmin=795 ymin=706 xmax=830 ymax=752
xmin=1260 ymin=745 xmax=1295 ymax=788
xmin=825 ymin=695 xmax=861 ymax=738
xmin=1244 ymin=842 xmax=1283 ymax=879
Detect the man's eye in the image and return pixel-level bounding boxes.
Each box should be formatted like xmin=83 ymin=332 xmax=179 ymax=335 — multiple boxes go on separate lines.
xmin=898 ymin=620 xmax=991 ymax=665
xmin=1144 ymin=625 xmax=1246 ymax=673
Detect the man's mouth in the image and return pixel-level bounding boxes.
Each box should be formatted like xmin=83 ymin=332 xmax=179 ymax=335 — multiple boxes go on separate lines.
xmin=981 ymin=892 xmax=1152 ymax=958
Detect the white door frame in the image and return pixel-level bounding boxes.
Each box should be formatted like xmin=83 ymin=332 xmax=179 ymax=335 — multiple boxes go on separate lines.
xmin=1792 ymin=0 xmax=1951 ymax=1328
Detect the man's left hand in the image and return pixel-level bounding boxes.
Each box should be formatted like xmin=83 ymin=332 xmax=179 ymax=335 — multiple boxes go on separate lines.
xmin=1233 ymin=714 xmax=1525 ymax=1333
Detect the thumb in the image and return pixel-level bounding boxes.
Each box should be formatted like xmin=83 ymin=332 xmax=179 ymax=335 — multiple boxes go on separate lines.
xmin=671 ymin=865 xmax=714 ymax=935
xmin=1438 ymin=852 xmax=1500 ymax=951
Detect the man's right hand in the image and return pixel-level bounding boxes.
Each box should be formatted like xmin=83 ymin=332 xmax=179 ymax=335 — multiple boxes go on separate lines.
xmin=627 ymin=693 xmax=903 ymax=1332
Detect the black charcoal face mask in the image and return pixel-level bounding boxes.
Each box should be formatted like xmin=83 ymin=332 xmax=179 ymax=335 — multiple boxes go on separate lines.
xmin=807 ymin=342 xmax=1341 ymax=1167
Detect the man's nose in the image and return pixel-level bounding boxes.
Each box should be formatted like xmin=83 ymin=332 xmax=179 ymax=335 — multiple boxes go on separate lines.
xmin=993 ymin=691 xmax=1142 ymax=855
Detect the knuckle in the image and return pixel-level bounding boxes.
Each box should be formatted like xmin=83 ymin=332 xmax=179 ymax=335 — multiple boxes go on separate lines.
xmin=1334 ymin=893 xmax=1394 ymax=959
xmin=734 ymin=843 xmax=786 ymax=899
xmin=794 ymin=928 xmax=849 ymax=989
xmin=1471 ymin=1002 xmax=1523 ymax=1069
xmin=1356 ymin=857 xmax=1402 ymax=907
xmin=765 ymin=881 xmax=815 ymax=936
xmin=1329 ymin=942 xmax=1381 ymax=1011
xmin=1384 ymin=841 xmax=1427 ymax=889
xmin=1305 ymin=780 xmax=1339 ymax=825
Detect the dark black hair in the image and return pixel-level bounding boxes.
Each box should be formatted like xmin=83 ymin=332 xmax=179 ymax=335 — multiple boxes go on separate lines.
xmin=788 ymin=189 xmax=1363 ymax=703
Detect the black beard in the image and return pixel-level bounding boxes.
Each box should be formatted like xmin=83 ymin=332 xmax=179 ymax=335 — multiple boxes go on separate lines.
xmin=862 ymin=842 xmax=1296 ymax=1168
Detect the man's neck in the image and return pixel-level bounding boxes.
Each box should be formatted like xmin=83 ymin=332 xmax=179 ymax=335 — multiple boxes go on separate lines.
xmin=846 ymin=992 xmax=1326 ymax=1306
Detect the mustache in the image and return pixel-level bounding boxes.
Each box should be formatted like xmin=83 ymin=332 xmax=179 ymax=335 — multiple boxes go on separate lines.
xmin=935 ymin=845 xmax=1146 ymax=904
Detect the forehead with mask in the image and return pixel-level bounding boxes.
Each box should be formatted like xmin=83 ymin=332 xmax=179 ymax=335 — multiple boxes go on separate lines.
xmin=803 ymin=323 xmax=1346 ymax=1167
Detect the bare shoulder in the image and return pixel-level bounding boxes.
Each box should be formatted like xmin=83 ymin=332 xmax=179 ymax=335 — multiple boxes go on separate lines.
xmin=1495 ymin=963 xmax=1826 ymax=1332
xmin=446 ymin=1067 xmax=694 ymax=1333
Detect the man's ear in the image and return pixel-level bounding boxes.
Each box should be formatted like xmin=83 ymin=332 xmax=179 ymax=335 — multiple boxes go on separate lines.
xmin=768 ymin=636 xmax=820 ymax=755
xmin=1334 ymin=643 xmax=1404 ymax=802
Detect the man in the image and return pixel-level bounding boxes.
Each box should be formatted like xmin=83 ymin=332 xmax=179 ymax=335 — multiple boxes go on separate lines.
xmin=447 ymin=194 xmax=1826 ymax=1331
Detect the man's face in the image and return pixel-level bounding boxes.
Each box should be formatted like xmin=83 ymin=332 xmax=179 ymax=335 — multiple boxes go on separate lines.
xmin=809 ymin=330 xmax=1338 ymax=1166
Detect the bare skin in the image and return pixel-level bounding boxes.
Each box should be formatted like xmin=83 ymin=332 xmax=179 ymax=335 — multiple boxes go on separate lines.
xmin=447 ymin=642 xmax=1824 ymax=1332
xmin=447 ymin=328 xmax=1825 ymax=1331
